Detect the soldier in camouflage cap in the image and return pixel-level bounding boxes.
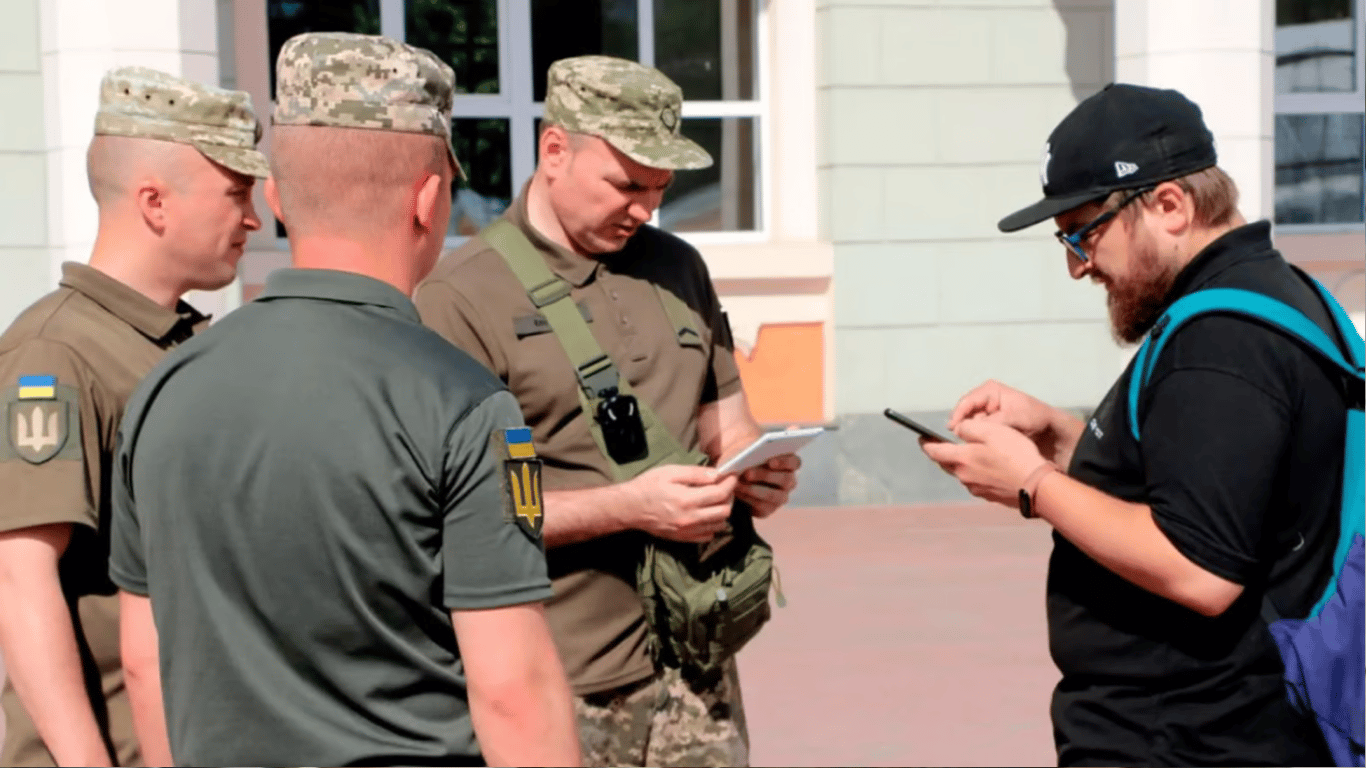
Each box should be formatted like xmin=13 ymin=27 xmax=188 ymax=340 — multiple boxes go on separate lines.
xmin=544 ymin=55 xmax=712 ymax=171
xmin=0 ymin=65 xmax=264 ymax=768
xmin=96 ymin=65 xmax=270 ymax=178
xmin=272 ymin=31 xmax=465 ymax=179
xmin=108 ymin=31 xmax=581 ymax=767
xmin=416 ymin=52 xmax=795 ymax=768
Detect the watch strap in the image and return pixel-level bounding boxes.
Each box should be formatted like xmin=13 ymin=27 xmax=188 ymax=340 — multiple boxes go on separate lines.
xmin=1019 ymin=461 xmax=1059 ymax=519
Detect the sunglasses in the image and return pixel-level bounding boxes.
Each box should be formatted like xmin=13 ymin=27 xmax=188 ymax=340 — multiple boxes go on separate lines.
xmin=1054 ymin=186 xmax=1154 ymax=263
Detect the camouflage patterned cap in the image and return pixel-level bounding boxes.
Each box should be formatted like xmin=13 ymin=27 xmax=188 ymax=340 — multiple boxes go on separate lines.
xmin=543 ymin=55 xmax=712 ymax=171
xmin=273 ymin=32 xmax=465 ymax=179
xmin=95 ymin=66 xmax=269 ymax=178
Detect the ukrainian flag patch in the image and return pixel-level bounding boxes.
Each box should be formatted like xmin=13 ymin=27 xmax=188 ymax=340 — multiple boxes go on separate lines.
xmin=504 ymin=427 xmax=536 ymax=459
xmin=17 ymin=375 xmax=56 ymax=400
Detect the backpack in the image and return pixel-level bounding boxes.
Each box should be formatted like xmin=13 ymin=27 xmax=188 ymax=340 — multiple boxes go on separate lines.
xmin=1126 ymin=273 xmax=1365 ymax=767
xmin=482 ymin=219 xmax=780 ymax=680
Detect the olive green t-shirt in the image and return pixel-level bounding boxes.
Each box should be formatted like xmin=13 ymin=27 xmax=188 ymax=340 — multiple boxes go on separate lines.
xmin=108 ymin=269 xmax=553 ymax=767
xmin=414 ymin=189 xmax=742 ymax=695
xmin=0 ymin=262 xmax=205 ymax=767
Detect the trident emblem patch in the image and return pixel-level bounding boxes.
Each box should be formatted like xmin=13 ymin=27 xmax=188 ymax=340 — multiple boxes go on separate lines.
xmin=497 ymin=427 xmax=544 ymax=539
xmin=7 ymin=401 xmax=72 ymax=465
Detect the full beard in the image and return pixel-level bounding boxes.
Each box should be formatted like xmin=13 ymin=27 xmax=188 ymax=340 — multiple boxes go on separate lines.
xmin=1104 ymin=231 xmax=1179 ymax=345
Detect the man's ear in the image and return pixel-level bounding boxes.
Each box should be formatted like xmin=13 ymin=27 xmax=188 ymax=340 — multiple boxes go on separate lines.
xmin=135 ymin=178 xmax=169 ymax=234
xmin=1151 ymin=181 xmax=1193 ymax=237
xmin=414 ymin=171 xmax=444 ymax=233
xmin=539 ymin=124 xmax=572 ymax=176
xmin=264 ymin=176 xmax=285 ymax=224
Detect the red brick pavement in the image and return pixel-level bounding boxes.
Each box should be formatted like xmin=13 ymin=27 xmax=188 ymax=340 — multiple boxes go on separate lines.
xmin=0 ymin=503 xmax=1062 ymax=767
xmin=735 ymin=503 xmax=1061 ymax=767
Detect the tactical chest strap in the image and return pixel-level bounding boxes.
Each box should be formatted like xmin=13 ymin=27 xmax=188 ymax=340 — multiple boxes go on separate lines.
xmin=482 ymin=219 xmax=707 ymax=481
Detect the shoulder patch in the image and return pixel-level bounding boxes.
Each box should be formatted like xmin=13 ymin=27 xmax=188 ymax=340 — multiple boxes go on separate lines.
xmin=493 ymin=426 xmax=543 ymax=540
xmin=4 ymin=375 xmax=82 ymax=465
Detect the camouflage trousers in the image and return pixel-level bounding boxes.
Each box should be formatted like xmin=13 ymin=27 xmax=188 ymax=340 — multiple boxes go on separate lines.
xmin=574 ymin=658 xmax=749 ymax=767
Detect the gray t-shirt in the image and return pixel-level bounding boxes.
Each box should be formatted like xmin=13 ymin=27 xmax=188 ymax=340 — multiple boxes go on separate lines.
xmin=109 ymin=268 xmax=552 ymax=767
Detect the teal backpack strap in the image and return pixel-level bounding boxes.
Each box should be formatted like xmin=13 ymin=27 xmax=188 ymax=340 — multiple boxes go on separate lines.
xmin=482 ymin=220 xmax=706 ymax=481
xmin=1126 ymin=287 xmax=1363 ymax=443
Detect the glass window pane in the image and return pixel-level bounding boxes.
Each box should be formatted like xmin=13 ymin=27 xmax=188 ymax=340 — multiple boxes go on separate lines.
xmin=451 ymin=118 xmax=512 ymax=237
xmin=531 ymin=0 xmax=637 ymax=102
xmin=659 ymin=117 xmax=759 ymax=232
xmin=1275 ymin=0 xmax=1356 ymax=93
xmin=654 ymin=0 xmax=757 ymax=101
xmin=1275 ymin=113 xmax=1365 ymax=225
xmin=267 ymin=0 xmax=380 ymax=98
xmin=406 ymin=0 xmax=500 ymax=95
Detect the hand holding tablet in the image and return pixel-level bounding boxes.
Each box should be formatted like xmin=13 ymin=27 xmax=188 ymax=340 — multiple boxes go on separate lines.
xmin=716 ymin=426 xmax=826 ymax=475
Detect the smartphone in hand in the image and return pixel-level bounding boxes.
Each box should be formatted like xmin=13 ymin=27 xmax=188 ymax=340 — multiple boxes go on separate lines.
xmin=884 ymin=408 xmax=962 ymax=444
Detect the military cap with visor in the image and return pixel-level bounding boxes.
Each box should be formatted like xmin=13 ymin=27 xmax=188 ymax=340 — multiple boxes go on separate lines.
xmin=272 ymin=32 xmax=466 ymax=179
xmin=95 ymin=66 xmax=270 ymax=178
xmin=999 ymin=82 xmax=1218 ymax=233
xmin=543 ymin=55 xmax=713 ymax=171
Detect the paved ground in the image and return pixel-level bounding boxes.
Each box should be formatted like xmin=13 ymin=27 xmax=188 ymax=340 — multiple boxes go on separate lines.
xmin=0 ymin=502 xmax=1062 ymax=767
xmin=736 ymin=503 xmax=1061 ymax=767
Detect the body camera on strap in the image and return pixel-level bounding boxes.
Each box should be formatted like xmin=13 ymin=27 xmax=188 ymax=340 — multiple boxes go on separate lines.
xmin=483 ymin=219 xmax=778 ymax=680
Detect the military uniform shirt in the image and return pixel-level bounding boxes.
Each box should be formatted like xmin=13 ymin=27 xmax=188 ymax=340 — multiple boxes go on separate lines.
xmin=415 ymin=185 xmax=743 ymax=695
xmin=108 ymin=268 xmax=554 ymax=767
xmin=0 ymin=262 xmax=205 ymax=767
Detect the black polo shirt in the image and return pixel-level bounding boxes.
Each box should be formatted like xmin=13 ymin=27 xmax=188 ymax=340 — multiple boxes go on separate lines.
xmin=109 ymin=269 xmax=553 ymax=767
xmin=1052 ymin=222 xmax=1344 ymax=766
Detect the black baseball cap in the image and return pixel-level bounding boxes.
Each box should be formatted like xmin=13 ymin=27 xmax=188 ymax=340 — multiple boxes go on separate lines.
xmin=997 ymin=83 xmax=1218 ymax=233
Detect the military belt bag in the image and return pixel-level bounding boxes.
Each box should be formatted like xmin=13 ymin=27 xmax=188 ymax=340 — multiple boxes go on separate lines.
xmin=483 ymin=219 xmax=778 ymax=678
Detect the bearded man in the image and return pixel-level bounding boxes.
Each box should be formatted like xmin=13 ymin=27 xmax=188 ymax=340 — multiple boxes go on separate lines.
xmin=921 ymin=83 xmax=1343 ymax=767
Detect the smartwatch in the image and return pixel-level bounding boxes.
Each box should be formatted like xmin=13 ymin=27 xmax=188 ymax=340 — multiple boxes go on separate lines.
xmin=1018 ymin=461 xmax=1059 ymax=520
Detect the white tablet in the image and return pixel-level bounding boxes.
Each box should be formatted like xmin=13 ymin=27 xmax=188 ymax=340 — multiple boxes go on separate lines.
xmin=716 ymin=426 xmax=826 ymax=475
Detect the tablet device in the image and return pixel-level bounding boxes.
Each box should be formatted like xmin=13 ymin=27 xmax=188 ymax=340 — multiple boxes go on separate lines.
xmin=716 ymin=426 xmax=826 ymax=475
xmin=884 ymin=408 xmax=962 ymax=444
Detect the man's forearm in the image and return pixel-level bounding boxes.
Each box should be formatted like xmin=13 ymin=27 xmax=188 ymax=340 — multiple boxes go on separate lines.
xmin=0 ymin=576 xmax=112 ymax=766
xmin=542 ymin=484 xmax=638 ymax=548
xmin=468 ymin=655 xmax=581 ymax=766
xmin=120 ymin=592 xmax=172 ymax=767
xmin=1033 ymin=471 xmax=1243 ymax=616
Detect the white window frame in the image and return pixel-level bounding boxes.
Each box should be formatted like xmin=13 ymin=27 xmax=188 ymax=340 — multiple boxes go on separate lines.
xmin=376 ymin=0 xmax=771 ymax=247
xmin=1273 ymin=0 xmax=1366 ymax=234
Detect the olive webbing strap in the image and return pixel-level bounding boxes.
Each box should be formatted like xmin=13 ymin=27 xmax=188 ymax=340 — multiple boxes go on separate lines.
xmin=482 ymin=219 xmax=704 ymax=481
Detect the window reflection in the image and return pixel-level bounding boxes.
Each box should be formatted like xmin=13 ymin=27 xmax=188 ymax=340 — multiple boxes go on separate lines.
xmin=407 ymin=0 xmax=500 ymax=94
xmin=1276 ymin=0 xmax=1357 ymax=93
xmin=653 ymin=0 xmax=757 ymax=101
xmin=531 ymin=0 xmax=638 ymax=102
xmin=451 ymin=119 xmax=512 ymax=236
xmin=1274 ymin=113 xmax=1365 ymax=224
xmin=659 ymin=117 xmax=759 ymax=232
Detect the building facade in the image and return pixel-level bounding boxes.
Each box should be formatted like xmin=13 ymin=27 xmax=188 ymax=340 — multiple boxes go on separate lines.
xmin=2 ymin=0 xmax=1362 ymax=505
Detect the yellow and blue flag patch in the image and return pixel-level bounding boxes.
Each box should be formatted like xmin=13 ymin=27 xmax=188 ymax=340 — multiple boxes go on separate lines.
xmin=17 ymin=375 xmax=56 ymax=400
xmin=504 ymin=426 xmax=536 ymax=459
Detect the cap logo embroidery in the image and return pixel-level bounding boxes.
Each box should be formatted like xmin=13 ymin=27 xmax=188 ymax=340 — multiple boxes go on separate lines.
xmin=660 ymin=106 xmax=678 ymax=132
xmin=1039 ymin=142 xmax=1051 ymax=187
xmin=1115 ymin=161 xmax=1140 ymax=179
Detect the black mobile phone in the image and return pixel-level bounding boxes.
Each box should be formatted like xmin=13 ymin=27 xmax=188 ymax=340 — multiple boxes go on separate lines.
xmin=884 ymin=408 xmax=961 ymax=444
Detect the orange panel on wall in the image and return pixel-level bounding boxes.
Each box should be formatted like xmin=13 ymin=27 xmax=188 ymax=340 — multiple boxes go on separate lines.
xmin=733 ymin=322 xmax=825 ymax=425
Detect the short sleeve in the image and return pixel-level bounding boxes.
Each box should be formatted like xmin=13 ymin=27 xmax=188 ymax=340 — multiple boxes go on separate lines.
xmin=691 ymin=257 xmax=742 ymax=403
xmin=107 ymin=418 xmax=147 ymax=595
xmin=1141 ymin=367 xmax=1291 ymax=585
xmin=440 ymin=388 xmax=553 ymax=610
xmin=414 ymin=279 xmax=505 ymax=379
xmin=0 ymin=339 xmax=96 ymax=534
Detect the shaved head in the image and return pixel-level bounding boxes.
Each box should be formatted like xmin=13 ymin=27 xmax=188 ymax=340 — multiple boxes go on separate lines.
xmin=86 ymin=135 xmax=203 ymax=207
xmin=270 ymin=125 xmax=448 ymax=237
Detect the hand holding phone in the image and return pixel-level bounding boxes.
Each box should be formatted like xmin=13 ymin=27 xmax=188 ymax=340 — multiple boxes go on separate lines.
xmin=884 ymin=408 xmax=962 ymax=444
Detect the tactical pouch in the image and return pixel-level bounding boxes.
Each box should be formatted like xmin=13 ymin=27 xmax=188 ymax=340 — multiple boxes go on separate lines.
xmin=483 ymin=218 xmax=779 ymax=677
xmin=638 ymin=508 xmax=775 ymax=678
